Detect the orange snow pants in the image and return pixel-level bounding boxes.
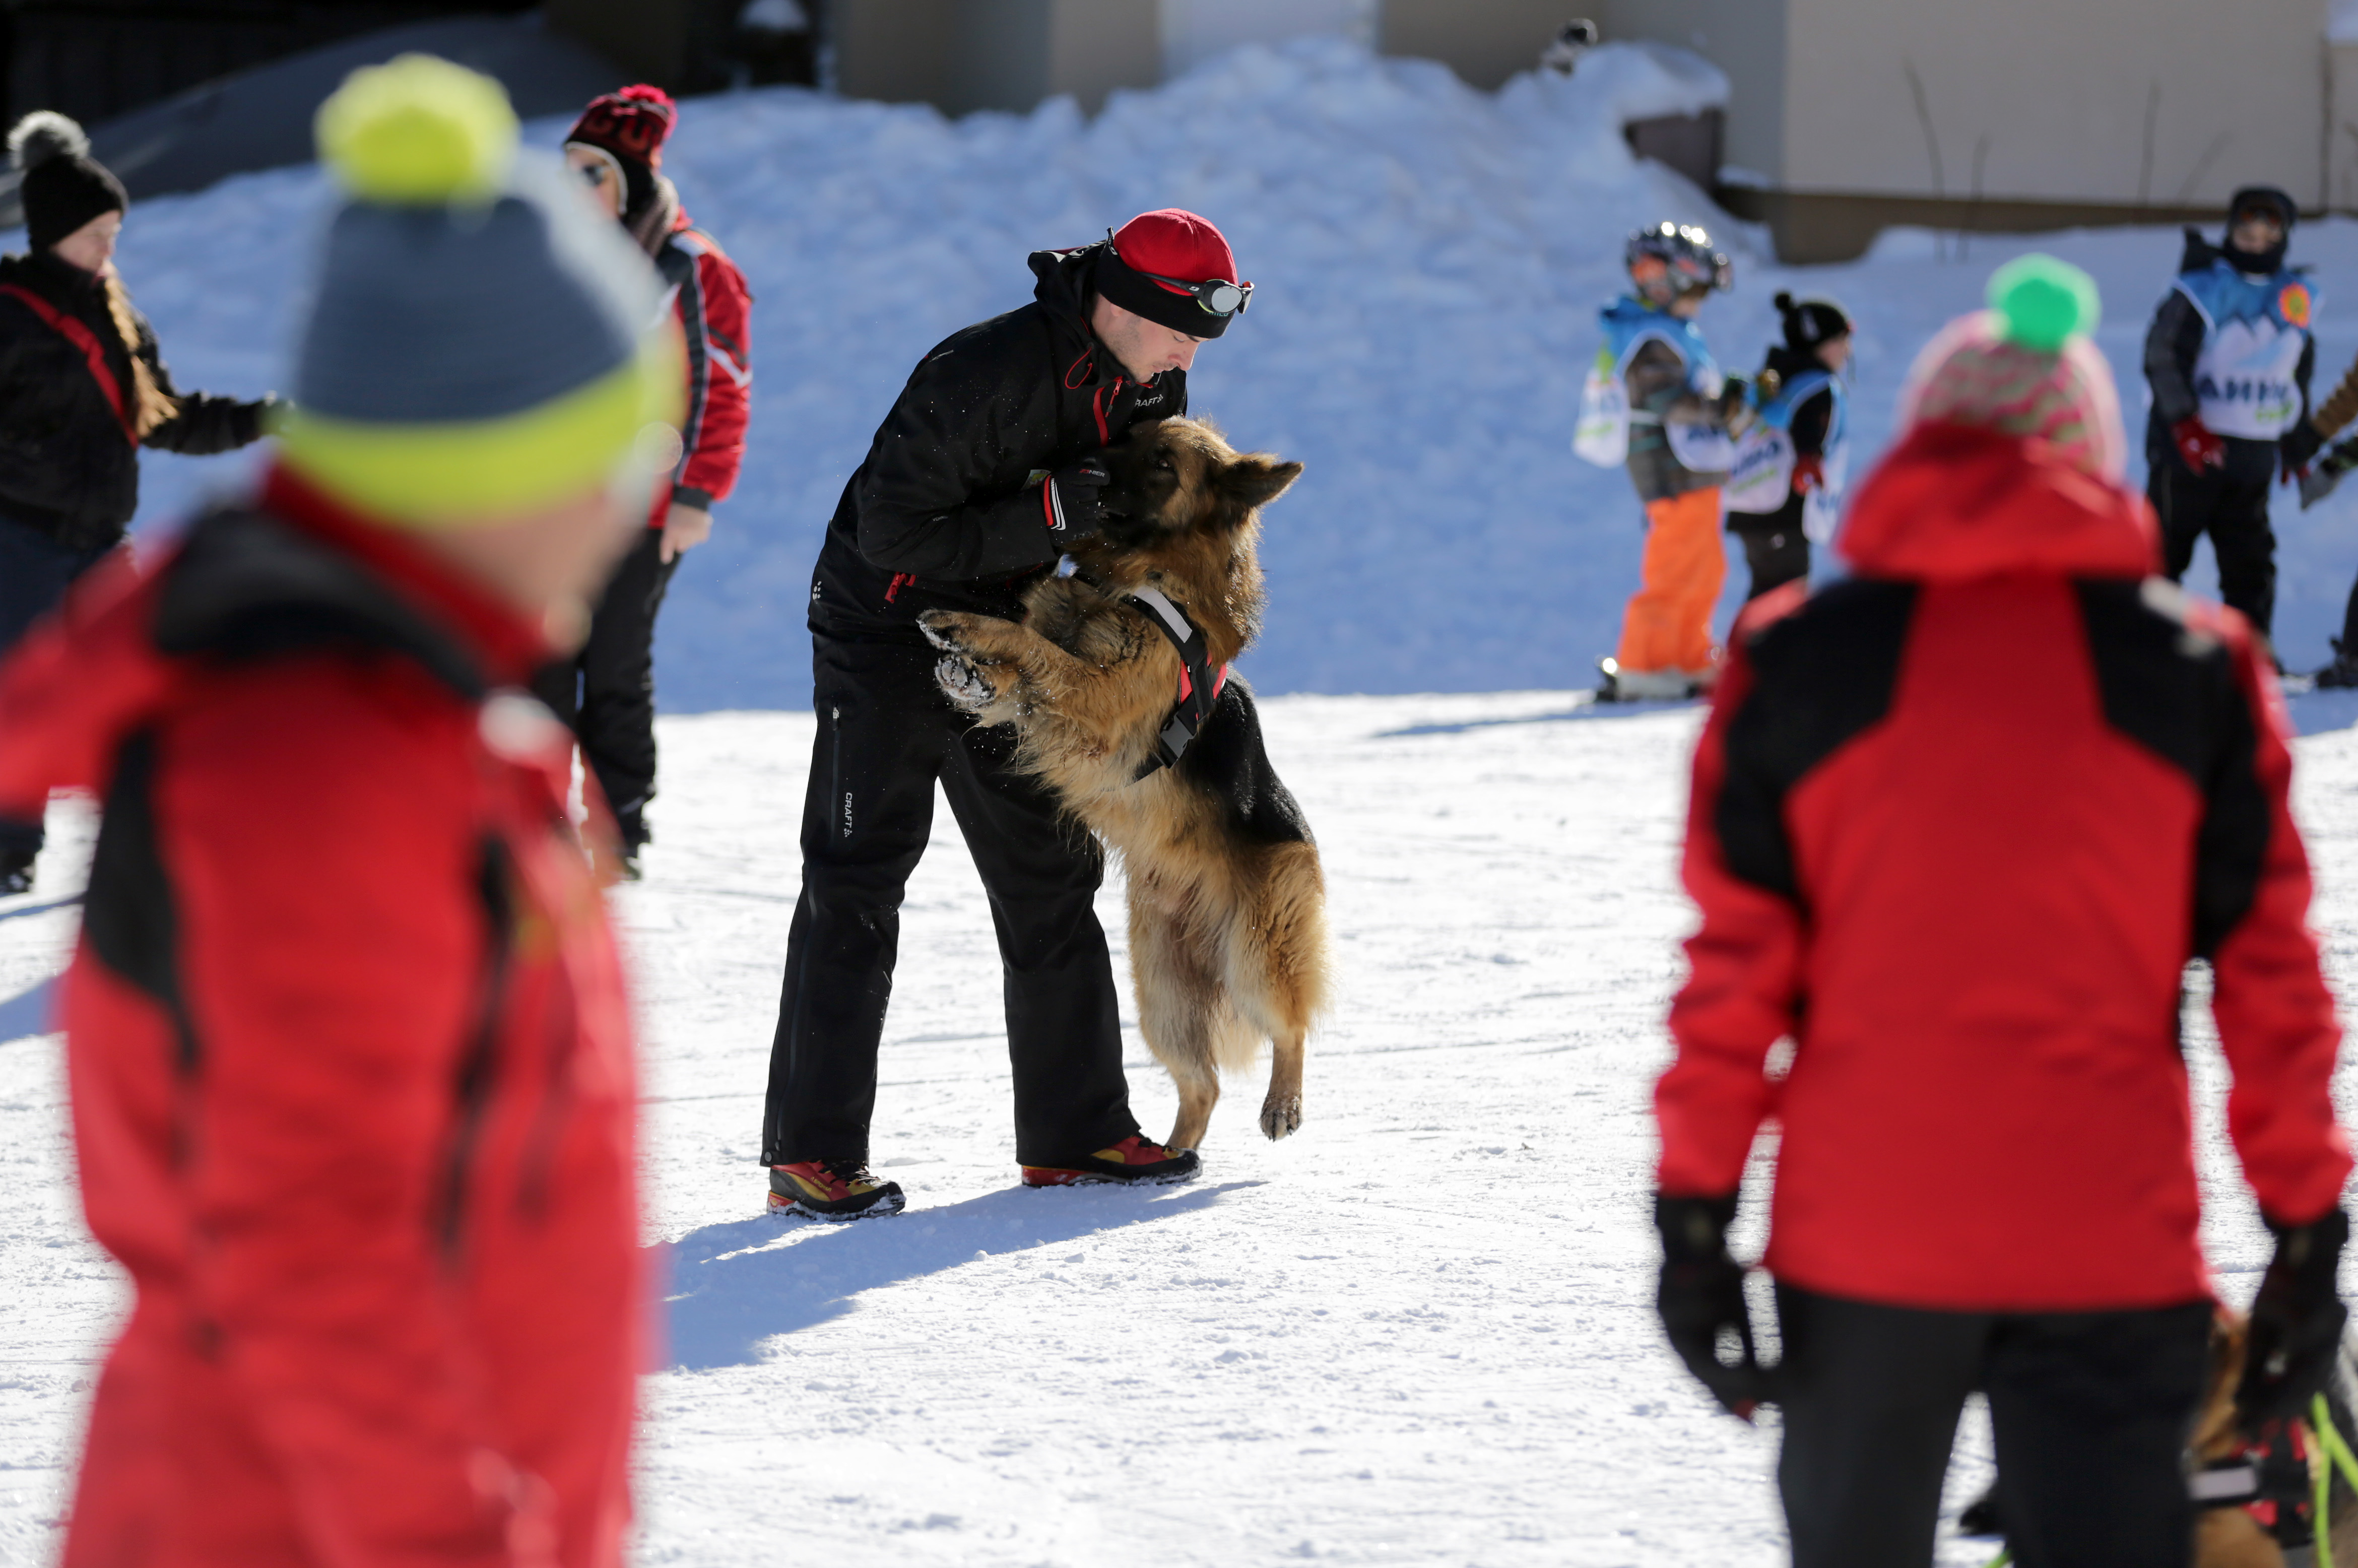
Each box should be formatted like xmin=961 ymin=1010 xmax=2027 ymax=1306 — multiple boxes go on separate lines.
xmin=1614 ymin=487 xmax=1725 ymax=674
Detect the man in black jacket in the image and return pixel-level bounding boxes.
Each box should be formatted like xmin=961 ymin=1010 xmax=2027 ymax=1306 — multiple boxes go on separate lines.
xmin=762 ymin=210 xmax=1252 ymax=1218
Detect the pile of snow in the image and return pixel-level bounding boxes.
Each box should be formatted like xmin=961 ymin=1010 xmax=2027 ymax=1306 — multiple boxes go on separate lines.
xmin=99 ymin=37 xmax=2358 ymax=707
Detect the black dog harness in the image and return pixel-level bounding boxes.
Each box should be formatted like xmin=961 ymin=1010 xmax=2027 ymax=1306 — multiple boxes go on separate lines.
xmin=2191 ymin=1423 xmax=2323 ymax=1552
xmin=1056 ymin=556 xmax=1225 ymax=779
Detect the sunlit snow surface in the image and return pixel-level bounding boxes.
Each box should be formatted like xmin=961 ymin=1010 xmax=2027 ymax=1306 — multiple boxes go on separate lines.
xmin=3 ymin=690 xmax=2357 ymax=1564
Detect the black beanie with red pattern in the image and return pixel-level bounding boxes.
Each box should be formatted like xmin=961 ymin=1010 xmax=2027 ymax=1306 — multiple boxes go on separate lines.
xmin=565 ymin=85 xmax=675 ymax=224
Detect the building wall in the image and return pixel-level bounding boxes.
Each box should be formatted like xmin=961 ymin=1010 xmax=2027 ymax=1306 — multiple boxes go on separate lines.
xmin=1375 ymin=0 xmax=1563 ymax=91
xmin=835 ymin=0 xmax=1154 ymax=114
xmin=1780 ymin=0 xmax=2322 ymax=211
xmin=1591 ymin=0 xmax=1784 ymax=185
xmin=2329 ymin=39 xmax=2358 ymax=213
xmin=833 ymin=0 xmax=957 ymax=105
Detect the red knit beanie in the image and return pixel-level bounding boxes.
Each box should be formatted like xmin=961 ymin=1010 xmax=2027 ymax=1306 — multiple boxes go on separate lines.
xmin=567 ymin=85 xmax=676 ymax=175
xmin=1097 ymin=209 xmax=1245 ymax=339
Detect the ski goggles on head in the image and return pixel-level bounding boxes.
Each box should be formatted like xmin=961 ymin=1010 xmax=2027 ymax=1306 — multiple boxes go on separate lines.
xmin=1107 ymin=231 xmax=1253 ymax=318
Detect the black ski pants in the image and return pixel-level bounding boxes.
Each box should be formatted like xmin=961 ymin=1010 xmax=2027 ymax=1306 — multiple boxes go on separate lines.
xmin=0 ymin=518 xmax=118 ymax=857
xmin=1729 ymin=494 xmax=1810 ymax=602
xmin=1775 ymin=1282 xmax=2212 ymax=1568
xmin=2152 ymin=462 xmax=2276 ymax=638
xmin=759 ymin=632 xmax=1139 ymax=1168
xmin=533 ymin=525 xmax=679 ymax=849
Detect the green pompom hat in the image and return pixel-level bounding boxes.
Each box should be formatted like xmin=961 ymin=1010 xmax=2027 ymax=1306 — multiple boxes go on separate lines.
xmin=278 ymin=54 xmax=681 ymax=529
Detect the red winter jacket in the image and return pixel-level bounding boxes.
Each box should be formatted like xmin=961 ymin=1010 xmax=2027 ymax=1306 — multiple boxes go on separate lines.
xmin=651 ymin=213 xmax=750 ymax=525
xmin=0 ymin=468 xmax=642 ymax=1567
xmin=1658 ymin=422 xmax=2351 ymax=1312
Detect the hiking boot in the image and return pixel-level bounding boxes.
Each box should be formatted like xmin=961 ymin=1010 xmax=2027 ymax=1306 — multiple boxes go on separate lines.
xmin=0 ymin=850 xmax=32 ymax=896
xmin=1021 ymin=1134 xmax=1201 ymax=1188
xmin=768 ymin=1158 xmax=905 ymax=1220
xmin=2318 ymin=640 xmax=2358 ymax=689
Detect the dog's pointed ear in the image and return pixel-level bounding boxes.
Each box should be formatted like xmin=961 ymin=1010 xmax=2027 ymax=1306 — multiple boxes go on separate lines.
xmin=1218 ymin=455 xmax=1303 ymax=514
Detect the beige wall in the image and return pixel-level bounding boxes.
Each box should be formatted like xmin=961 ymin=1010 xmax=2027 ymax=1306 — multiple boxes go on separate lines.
xmin=835 ymin=0 xmax=1156 ymax=115
xmin=1593 ymin=0 xmax=1784 ymax=184
xmin=1781 ymin=0 xmax=2323 ymax=209
xmin=2329 ymin=40 xmax=2358 ymax=213
xmin=1377 ymin=0 xmax=1565 ymax=91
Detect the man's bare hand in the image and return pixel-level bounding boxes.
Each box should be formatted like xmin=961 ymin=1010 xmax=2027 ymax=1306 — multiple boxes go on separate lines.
xmin=660 ymin=501 xmax=712 ymax=564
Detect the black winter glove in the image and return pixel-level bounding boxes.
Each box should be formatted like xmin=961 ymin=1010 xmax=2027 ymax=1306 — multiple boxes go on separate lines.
xmin=1655 ymin=1192 xmax=1774 ymax=1420
xmin=1041 ymin=455 xmax=1110 ymax=541
xmin=2281 ymin=419 xmax=2327 ymax=477
xmin=2238 ymin=1206 xmax=2349 ymax=1424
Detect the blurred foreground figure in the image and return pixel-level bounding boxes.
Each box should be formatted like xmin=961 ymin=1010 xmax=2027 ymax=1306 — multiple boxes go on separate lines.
xmin=0 ymin=109 xmax=275 ymax=893
xmin=0 ymin=55 xmax=676 ymax=1566
xmin=1654 ymin=256 xmax=2352 ymax=1568
xmin=537 ymin=84 xmax=752 ymax=878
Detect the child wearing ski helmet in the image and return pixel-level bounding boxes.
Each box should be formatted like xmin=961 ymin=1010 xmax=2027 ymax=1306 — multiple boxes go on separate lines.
xmin=1575 ymin=221 xmax=1745 ymax=701
xmin=2144 ymin=186 xmax=2314 ymax=650
xmin=1721 ymin=294 xmax=1852 ymax=600
xmin=0 ymin=110 xmax=276 ymax=894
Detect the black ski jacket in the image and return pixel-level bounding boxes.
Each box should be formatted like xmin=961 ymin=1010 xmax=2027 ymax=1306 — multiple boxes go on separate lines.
xmin=0 ymin=251 xmax=270 ymax=551
xmin=2142 ymin=230 xmax=2313 ymax=488
xmin=1761 ymin=344 xmax=1836 ymax=459
xmin=808 ymin=243 xmax=1185 ymax=642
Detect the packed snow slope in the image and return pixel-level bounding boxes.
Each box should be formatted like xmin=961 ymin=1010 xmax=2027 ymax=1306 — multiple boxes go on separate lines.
xmin=5 ymin=691 xmax=2358 ymax=1564
xmin=91 ymin=36 xmax=2358 ymax=709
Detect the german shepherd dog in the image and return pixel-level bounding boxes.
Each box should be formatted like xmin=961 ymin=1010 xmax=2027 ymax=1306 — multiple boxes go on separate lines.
xmin=917 ymin=418 xmax=1329 ymax=1150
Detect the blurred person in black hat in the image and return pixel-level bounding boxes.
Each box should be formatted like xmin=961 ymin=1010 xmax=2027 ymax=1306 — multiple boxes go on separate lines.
xmin=1721 ymin=293 xmax=1853 ymax=600
xmin=0 ymin=110 xmax=276 ymax=894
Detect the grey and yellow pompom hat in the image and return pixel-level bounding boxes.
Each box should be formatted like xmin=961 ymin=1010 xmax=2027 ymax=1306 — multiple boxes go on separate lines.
xmin=276 ymin=54 xmax=683 ymax=527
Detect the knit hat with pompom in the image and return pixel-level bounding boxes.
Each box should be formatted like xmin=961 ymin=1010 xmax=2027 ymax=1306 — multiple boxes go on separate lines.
xmin=564 ymin=84 xmax=676 ymax=224
xmin=1894 ymin=255 xmax=2124 ymax=481
xmin=277 ymin=54 xmax=682 ymax=528
xmin=9 ymin=111 xmax=126 ymax=252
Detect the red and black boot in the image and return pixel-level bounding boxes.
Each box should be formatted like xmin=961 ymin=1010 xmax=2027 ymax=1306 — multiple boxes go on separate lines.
xmin=1021 ymin=1134 xmax=1201 ymax=1189
xmin=769 ymin=1158 xmax=906 ymax=1220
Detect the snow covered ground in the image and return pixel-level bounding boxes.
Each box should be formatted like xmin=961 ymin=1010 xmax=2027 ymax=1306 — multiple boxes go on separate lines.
xmin=4 ymin=689 xmax=2358 ymax=1564
xmin=93 ymin=37 xmax=2358 ymax=709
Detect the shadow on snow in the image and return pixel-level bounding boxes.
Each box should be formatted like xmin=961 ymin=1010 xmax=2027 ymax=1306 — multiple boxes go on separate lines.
xmin=657 ymin=1179 xmax=1259 ymax=1371
xmin=2290 ymin=690 xmax=2358 ymax=738
xmin=1374 ymin=698 xmax=1696 ymax=739
xmin=0 ymin=975 xmax=55 ymax=1046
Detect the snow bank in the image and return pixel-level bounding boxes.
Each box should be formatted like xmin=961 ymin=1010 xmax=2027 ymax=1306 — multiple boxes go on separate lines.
xmin=96 ymin=36 xmax=2358 ymax=706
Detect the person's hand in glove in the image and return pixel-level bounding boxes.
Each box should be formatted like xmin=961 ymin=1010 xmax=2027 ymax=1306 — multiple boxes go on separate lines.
xmin=1655 ymin=1191 xmax=1774 ymax=1421
xmin=2237 ymin=1206 xmax=2349 ymax=1424
xmin=2174 ymin=417 xmax=2228 ymax=475
xmin=2281 ymin=420 xmax=2326 ymax=483
xmin=1041 ymin=455 xmax=1110 ymax=541
xmin=1792 ymin=453 xmax=1825 ymax=495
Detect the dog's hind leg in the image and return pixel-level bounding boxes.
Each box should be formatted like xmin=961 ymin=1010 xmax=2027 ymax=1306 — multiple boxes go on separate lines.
xmin=1129 ymin=878 xmax=1223 ymax=1149
xmin=1224 ymin=842 xmax=1330 ymax=1143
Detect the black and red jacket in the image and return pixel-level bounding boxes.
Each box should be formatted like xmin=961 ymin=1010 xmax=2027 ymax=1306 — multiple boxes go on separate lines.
xmin=808 ymin=241 xmax=1185 ymax=642
xmin=1658 ymin=421 xmax=2351 ymax=1312
xmin=650 ymin=213 xmax=750 ymax=524
xmin=0 ymin=468 xmax=641 ymax=1564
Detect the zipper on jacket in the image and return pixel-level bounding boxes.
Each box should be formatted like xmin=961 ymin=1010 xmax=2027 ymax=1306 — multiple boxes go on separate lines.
xmin=436 ymin=835 xmax=515 ymax=1259
xmin=883 ymin=572 xmax=915 ymax=604
xmin=829 ymin=704 xmax=850 ymax=840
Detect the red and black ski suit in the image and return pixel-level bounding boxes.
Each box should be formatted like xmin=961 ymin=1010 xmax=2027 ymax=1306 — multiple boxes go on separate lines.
xmin=1660 ymin=421 xmax=2351 ymax=1313
xmin=0 ymin=467 xmax=643 ymax=1567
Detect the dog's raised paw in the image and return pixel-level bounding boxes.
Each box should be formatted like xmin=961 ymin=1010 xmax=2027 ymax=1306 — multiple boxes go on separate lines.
xmin=934 ymin=654 xmax=995 ymax=711
xmin=1259 ymin=1094 xmax=1302 ymax=1141
xmin=917 ymin=612 xmax=959 ymax=651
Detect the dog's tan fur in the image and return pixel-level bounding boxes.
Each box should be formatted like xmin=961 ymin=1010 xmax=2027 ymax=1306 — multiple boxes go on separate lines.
xmin=919 ymin=419 xmax=1329 ymax=1149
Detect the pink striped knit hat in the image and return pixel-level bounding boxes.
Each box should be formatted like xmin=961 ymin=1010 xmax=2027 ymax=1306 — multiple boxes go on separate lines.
xmin=1895 ymin=255 xmax=2125 ymax=481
